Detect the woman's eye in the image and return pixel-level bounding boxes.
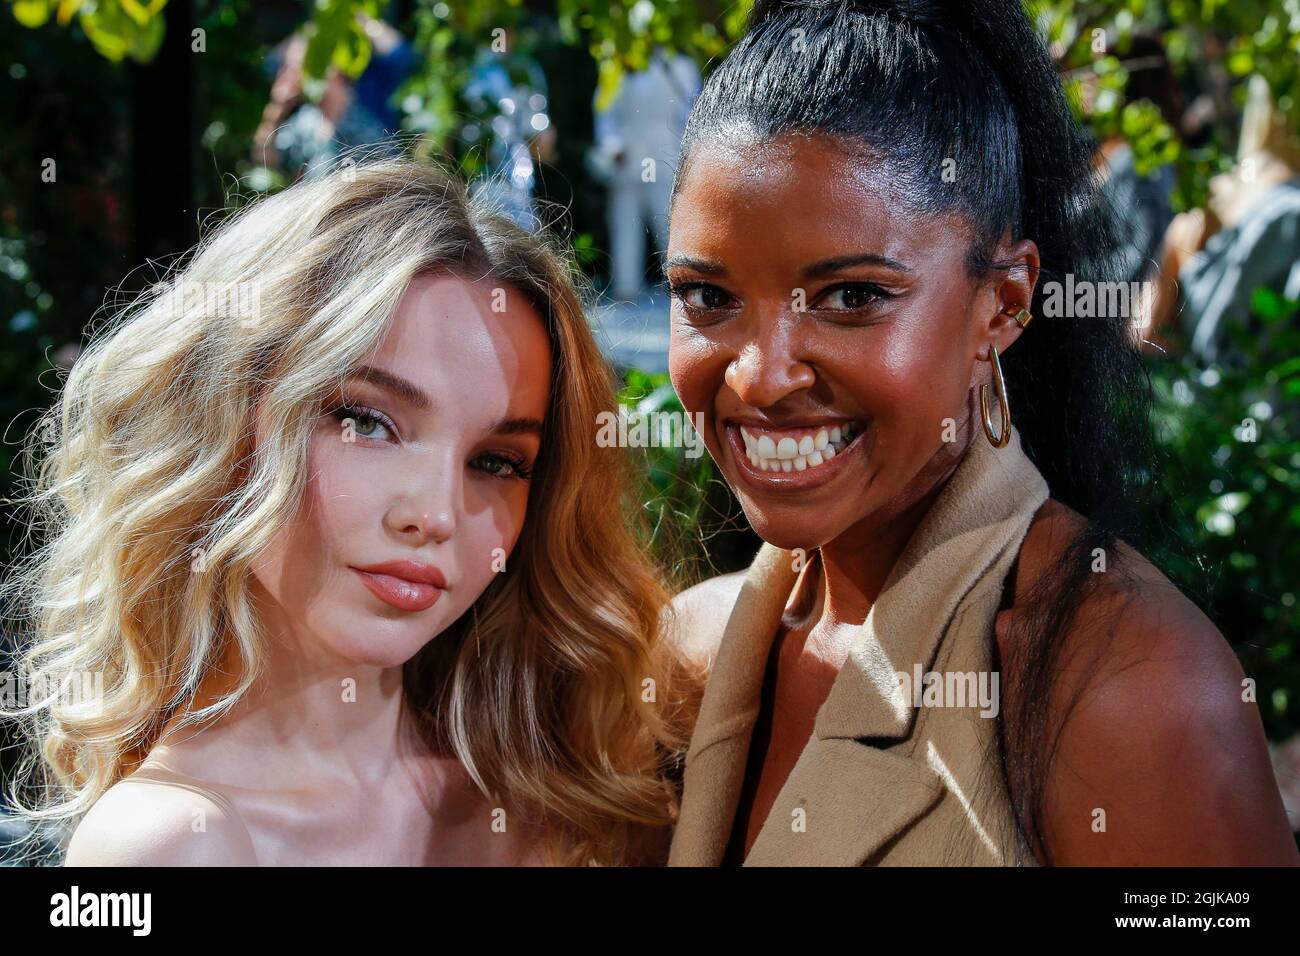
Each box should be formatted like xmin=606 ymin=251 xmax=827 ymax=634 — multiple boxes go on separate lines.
xmin=816 ymin=283 xmax=890 ymax=311
xmin=329 ymin=404 xmax=396 ymax=441
xmin=353 ymin=414 xmax=388 ymax=439
xmin=670 ymin=282 xmax=735 ymax=311
xmin=471 ymin=452 xmax=535 ymax=481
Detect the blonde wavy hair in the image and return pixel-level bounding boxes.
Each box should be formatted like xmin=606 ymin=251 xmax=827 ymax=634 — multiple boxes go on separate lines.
xmin=1 ymin=157 xmax=697 ymax=865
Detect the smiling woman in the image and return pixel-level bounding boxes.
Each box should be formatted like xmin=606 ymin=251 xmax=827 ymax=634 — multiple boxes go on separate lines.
xmin=663 ymin=0 xmax=1298 ymax=866
xmin=1 ymin=158 xmax=695 ymax=866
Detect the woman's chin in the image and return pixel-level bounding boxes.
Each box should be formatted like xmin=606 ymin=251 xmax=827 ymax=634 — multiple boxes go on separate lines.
xmin=325 ymin=626 xmax=436 ymax=670
xmin=745 ymin=516 xmax=833 ymax=555
xmin=339 ymin=646 xmax=417 ymax=670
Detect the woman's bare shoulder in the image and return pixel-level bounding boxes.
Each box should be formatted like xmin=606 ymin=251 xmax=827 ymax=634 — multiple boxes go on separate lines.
xmin=1008 ymin=497 xmax=1242 ymax=693
xmin=661 ymin=570 xmax=749 ymax=673
xmin=64 ymin=773 xmax=257 ymax=867
xmin=1013 ymin=497 xmax=1209 ymax=631
xmin=1007 ymin=498 xmax=1298 ymax=863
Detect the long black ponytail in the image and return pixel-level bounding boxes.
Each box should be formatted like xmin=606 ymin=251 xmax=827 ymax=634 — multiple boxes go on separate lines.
xmin=673 ymin=0 xmax=1157 ymax=860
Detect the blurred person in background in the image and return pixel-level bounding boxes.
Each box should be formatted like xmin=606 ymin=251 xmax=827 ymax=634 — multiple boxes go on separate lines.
xmin=462 ymin=27 xmax=556 ymax=230
xmin=590 ymin=47 xmax=700 ymax=303
xmin=1096 ymin=32 xmax=1182 ymax=283
xmin=1084 ymin=30 xmax=1183 ymax=338
xmin=253 ymin=14 xmax=418 ymax=180
xmin=1150 ymin=75 xmax=1300 ymax=362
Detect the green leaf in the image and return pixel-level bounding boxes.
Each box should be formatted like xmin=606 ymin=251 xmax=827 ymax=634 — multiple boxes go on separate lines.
xmin=303 ymin=26 xmax=337 ymax=82
xmin=1269 ymin=356 xmax=1300 ymax=380
xmin=80 ymin=5 xmax=134 ymax=61
xmin=1252 ymin=286 xmax=1300 ymax=323
xmin=12 ymin=0 xmax=54 ymax=28
xmin=332 ymin=20 xmax=373 ymax=78
xmin=127 ymin=6 xmax=164 ymax=63
xmin=594 ymin=58 xmax=624 ymax=112
xmin=119 ymin=0 xmax=151 ymax=28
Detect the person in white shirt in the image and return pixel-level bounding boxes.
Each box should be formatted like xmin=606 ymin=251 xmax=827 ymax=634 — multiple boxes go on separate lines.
xmin=591 ymin=48 xmax=701 ymax=301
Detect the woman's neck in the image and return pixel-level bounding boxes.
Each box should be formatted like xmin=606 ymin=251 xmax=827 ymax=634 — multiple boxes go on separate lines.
xmin=152 ymin=590 xmax=423 ymax=795
xmin=805 ymin=438 xmax=967 ymax=633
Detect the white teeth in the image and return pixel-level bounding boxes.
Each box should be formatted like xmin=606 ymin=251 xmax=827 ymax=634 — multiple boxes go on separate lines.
xmin=737 ymin=421 xmax=860 ymax=475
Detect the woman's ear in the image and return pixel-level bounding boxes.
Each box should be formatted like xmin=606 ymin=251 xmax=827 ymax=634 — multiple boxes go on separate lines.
xmin=978 ymin=237 xmax=1040 ymax=359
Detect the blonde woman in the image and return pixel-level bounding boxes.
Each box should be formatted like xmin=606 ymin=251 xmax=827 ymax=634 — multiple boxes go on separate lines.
xmin=2 ymin=159 xmax=694 ymax=866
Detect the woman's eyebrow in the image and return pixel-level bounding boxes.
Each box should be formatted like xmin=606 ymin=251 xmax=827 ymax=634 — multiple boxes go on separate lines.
xmin=491 ymin=416 xmax=544 ymax=437
xmin=342 ymin=370 xmax=541 ymax=436
xmin=665 ymin=252 xmax=912 ymax=278
xmin=664 ymin=254 xmax=728 ymax=276
xmin=802 ymin=252 xmax=913 ymax=277
xmin=346 ymin=365 xmax=431 ymax=410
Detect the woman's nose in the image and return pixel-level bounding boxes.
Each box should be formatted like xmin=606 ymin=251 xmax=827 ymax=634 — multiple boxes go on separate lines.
xmin=724 ymin=334 xmax=816 ymax=409
xmin=392 ymin=508 xmax=455 ymax=543
xmin=387 ymin=456 xmax=460 ymax=543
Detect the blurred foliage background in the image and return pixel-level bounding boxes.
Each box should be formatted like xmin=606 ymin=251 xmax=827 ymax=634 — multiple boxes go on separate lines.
xmin=2 ymin=0 xmax=1298 ymax=791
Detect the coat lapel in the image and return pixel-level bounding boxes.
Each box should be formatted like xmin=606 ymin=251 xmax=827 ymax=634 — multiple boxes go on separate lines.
xmin=669 ymin=427 xmax=1049 ymax=866
xmin=667 ymin=544 xmax=796 ymax=866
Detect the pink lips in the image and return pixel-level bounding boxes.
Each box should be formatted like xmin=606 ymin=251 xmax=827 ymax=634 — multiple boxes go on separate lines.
xmin=349 ymin=559 xmax=447 ymax=613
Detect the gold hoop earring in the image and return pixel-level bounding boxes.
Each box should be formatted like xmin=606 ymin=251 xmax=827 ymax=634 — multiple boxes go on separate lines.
xmin=979 ymin=345 xmax=1011 ymax=448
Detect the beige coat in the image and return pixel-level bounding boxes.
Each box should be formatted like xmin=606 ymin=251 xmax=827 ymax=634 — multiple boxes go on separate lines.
xmin=668 ymin=427 xmax=1050 ymax=866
